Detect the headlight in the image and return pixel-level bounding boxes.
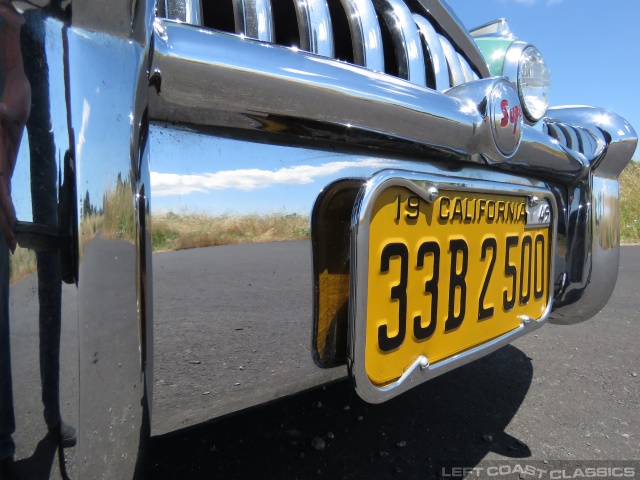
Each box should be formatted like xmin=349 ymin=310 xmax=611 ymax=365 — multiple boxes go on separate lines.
xmin=518 ymin=47 xmax=550 ymax=122
xmin=503 ymin=42 xmax=551 ymax=123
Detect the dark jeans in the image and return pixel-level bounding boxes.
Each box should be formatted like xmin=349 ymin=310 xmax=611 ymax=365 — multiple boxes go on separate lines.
xmin=23 ymin=6 xmax=63 ymax=433
xmin=0 ymin=236 xmax=14 ymax=461
xmin=0 ymin=9 xmax=64 ymax=461
xmin=36 ymin=250 xmax=62 ymax=431
xmin=0 ymin=239 xmax=62 ymax=462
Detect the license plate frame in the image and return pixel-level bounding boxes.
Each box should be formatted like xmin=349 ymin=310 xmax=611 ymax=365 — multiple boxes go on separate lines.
xmin=348 ymin=170 xmax=556 ymax=403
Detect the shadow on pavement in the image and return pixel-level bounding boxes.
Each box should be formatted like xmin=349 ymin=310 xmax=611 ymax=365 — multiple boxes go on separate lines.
xmin=148 ymin=344 xmax=533 ymax=479
xmin=12 ymin=433 xmax=69 ymax=480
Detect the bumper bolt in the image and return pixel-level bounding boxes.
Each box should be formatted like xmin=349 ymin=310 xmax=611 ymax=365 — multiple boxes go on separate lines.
xmin=426 ymin=186 xmax=439 ymax=204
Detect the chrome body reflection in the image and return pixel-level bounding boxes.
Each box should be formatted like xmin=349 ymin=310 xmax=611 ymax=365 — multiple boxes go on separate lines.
xmin=5 ymin=0 xmax=153 ymax=478
xmin=69 ymin=1 xmax=155 ymax=475
xmin=2 ymin=5 xmax=78 ymax=478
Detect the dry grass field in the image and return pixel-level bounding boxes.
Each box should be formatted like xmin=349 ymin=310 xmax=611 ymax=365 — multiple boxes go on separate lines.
xmin=151 ymin=211 xmax=310 ymax=252
xmin=620 ymin=160 xmax=640 ymax=243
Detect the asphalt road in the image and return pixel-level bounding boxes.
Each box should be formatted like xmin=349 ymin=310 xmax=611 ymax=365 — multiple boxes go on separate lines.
xmin=8 ymin=245 xmax=639 ymax=479
xmin=145 ymin=246 xmax=640 ymax=480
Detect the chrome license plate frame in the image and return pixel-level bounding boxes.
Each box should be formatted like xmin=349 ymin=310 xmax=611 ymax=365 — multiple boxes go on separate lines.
xmin=348 ymin=170 xmax=557 ymax=403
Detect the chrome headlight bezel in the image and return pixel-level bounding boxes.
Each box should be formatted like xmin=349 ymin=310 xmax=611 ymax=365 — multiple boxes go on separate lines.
xmin=503 ymin=41 xmax=551 ymax=123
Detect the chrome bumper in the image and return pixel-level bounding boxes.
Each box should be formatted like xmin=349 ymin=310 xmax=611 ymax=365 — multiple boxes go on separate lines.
xmin=151 ymin=18 xmax=637 ymax=327
xmin=145 ymin=16 xmax=637 ymax=423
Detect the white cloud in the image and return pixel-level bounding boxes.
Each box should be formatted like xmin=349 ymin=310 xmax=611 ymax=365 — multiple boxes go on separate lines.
xmin=151 ymin=159 xmax=386 ymax=197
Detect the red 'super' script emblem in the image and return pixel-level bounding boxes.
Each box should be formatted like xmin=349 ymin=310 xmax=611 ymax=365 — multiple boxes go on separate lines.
xmin=489 ymin=81 xmax=522 ymax=158
xmin=500 ymin=100 xmax=523 ymax=135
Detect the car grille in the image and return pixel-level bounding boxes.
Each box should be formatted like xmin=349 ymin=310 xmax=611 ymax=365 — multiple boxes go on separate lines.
xmin=158 ymin=0 xmax=481 ymax=91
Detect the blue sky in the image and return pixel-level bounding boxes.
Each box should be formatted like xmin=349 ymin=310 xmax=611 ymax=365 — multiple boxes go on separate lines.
xmin=447 ymin=0 xmax=639 ymax=161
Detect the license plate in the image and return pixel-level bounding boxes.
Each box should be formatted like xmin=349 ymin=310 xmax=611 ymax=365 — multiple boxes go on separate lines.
xmin=349 ymin=173 xmax=555 ymax=402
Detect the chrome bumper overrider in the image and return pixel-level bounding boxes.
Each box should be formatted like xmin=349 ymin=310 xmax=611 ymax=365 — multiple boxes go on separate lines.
xmin=7 ymin=2 xmax=636 ymax=477
xmin=543 ymin=106 xmax=637 ymax=324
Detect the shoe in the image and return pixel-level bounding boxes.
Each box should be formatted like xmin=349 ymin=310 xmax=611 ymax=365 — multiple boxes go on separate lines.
xmin=48 ymin=420 xmax=77 ymax=448
xmin=0 ymin=455 xmax=14 ymax=480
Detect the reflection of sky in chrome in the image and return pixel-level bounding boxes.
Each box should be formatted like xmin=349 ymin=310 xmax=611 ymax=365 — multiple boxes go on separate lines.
xmin=13 ymin=20 xmax=152 ymax=223
xmin=150 ymin=125 xmax=392 ymax=214
xmin=12 ymin=18 xmax=68 ymax=223
xmin=151 ymin=160 xmax=385 ymax=195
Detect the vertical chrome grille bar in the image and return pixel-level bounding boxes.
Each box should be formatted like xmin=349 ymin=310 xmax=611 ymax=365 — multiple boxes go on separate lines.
xmin=457 ymin=53 xmax=476 ymax=83
xmin=545 ymin=123 xmax=566 ymax=145
xmin=158 ymin=0 xmax=168 ymax=18
xmin=373 ymin=0 xmax=426 ymax=87
xmin=439 ymin=35 xmax=465 ymax=87
xmin=574 ymin=127 xmax=585 ymax=153
xmin=339 ymin=0 xmax=384 ymax=72
xmin=166 ymin=0 xmax=202 ymax=25
xmin=232 ymin=0 xmax=275 ymax=42
xmin=558 ymin=124 xmax=579 ymax=151
xmin=577 ymin=128 xmax=598 ymax=155
xmin=413 ymin=14 xmax=449 ymax=91
xmin=294 ymin=0 xmax=335 ymax=58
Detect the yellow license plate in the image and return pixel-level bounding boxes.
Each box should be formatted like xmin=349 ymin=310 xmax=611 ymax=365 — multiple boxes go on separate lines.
xmin=364 ymin=186 xmax=550 ymax=387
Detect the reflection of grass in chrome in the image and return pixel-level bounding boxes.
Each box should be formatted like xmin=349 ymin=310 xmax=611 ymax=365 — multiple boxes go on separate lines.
xmin=8 ymin=160 xmax=634 ymax=283
xmin=9 ymin=245 xmax=37 ymax=285
xmin=620 ymin=161 xmax=640 ymax=243
xmin=101 ymin=176 xmax=134 ymax=241
xmin=151 ymin=212 xmax=310 ymax=252
xmin=81 ymin=212 xmax=103 ymax=243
